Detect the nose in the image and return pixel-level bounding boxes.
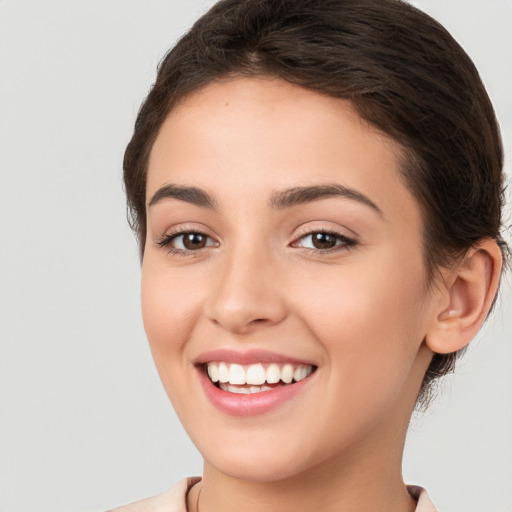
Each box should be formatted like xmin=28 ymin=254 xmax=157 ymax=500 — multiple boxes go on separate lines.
xmin=205 ymin=244 xmax=288 ymax=336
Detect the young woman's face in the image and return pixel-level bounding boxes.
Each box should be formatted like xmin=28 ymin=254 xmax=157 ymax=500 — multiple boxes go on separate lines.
xmin=142 ymin=77 xmax=437 ymax=482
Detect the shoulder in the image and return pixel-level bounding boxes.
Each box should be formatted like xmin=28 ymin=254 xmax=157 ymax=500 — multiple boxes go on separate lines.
xmin=407 ymin=485 xmax=438 ymax=512
xmin=109 ymin=477 xmax=201 ymax=512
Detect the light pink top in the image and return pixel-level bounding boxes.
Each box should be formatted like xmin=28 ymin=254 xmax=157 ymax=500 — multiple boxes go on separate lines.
xmin=110 ymin=477 xmax=437 ymax=512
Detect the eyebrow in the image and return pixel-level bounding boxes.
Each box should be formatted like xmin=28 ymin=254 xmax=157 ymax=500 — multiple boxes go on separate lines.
xmin=269 ymin=183 xmax=384 ymax=217
xmin=148 ymin=184 xmax=218 ymax=209
xmin=148 ymin=182 xmax=383 ymax=218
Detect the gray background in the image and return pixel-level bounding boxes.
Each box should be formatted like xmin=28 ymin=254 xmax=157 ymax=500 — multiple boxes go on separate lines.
xmin=0 ymin=1 xmax=510 ymax=511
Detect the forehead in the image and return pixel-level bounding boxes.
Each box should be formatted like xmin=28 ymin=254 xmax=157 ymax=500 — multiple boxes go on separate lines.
xmin=147 ymin=77 xmax=420 ymax=226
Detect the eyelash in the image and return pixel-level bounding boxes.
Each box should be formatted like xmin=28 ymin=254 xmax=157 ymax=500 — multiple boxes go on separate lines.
xmin=291 ymin=229 xmax=357 ymax=254
xmin=156 ymin=229 xmax=357 ymax=256
xmin=156 ymin=229 xmax=217 ymax=257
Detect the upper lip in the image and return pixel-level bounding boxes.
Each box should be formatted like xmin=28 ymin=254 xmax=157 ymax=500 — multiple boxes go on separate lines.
xmin=194 ymin=348 xmax=316 ymax=366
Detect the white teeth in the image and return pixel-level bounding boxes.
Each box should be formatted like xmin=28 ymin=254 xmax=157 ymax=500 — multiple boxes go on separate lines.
xmin=232 ymin=385 xmax=250 ymax=394
xmin=218 ymin=362 xmax=229 ymax=383
xmin=294 ymin=365 xmax=310 ymax=382
xmin=246 ymin=363 xmax=266 ymax=385
xmin=206 ymin=361 xmax=314 ymax=388
xmin=207 ymin=364 xmax=219 ymax=383
xmin=281 ymin=364 xmax=294 ymax=384
xmin=266 ymin=363 xmax=280 ymax=384
xmin=220 ymin=382 xmax=271 ymax=394
xmin=229 ymin=363 xmax=246 ymax=385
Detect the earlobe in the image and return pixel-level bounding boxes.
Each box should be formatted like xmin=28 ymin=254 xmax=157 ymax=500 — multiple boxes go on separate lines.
xmin=425 ymin=239 xmax=503 ymax=355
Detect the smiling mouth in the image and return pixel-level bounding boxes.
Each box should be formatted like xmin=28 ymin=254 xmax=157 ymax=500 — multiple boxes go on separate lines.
xmin=204 ymin=362 xmax=316 ymax=394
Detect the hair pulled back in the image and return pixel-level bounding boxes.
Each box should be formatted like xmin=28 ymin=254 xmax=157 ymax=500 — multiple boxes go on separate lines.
xmin=123 ymin=0 xmax=508 ymax=406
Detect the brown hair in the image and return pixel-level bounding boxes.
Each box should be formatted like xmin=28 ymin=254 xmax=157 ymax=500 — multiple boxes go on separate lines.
xmin=123 ymin=0 xmax=508 ymax=406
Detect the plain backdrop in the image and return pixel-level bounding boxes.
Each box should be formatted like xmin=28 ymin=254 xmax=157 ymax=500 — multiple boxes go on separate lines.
xmin=0 ymin=1 xmax=511 ymax=511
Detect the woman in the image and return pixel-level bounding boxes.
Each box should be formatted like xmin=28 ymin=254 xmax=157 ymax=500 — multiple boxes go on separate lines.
xmin=113 ymin=0 xmax=508 ymax=510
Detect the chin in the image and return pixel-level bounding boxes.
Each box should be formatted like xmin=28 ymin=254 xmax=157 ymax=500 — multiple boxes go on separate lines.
xmin=197 ymin=431 xmax=326 ymax=484
xmin=207 ymin=453 xmax=312 ymax=483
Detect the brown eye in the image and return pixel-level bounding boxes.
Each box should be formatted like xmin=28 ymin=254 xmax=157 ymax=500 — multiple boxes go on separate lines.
xmin=182 ymin=232 xmax=207 ymax=250
xmin=311 ymin=232 xmax=337 ymax=249
xmin=293 ymin=231 xmax=356 ymax=252
xmin=157 ymin=231 xmax=217 ymax=253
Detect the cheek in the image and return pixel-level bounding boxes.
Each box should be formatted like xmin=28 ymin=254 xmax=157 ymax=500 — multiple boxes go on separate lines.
xmin=291 ymin=253 xmax=429 ymax=392
xmin=140 ymin=262 xmax=212 ymax=426
xmin=141 ymin=256 xmax=203 ymax=334
xmin=140 ymin=261 xmax=200 ymax=383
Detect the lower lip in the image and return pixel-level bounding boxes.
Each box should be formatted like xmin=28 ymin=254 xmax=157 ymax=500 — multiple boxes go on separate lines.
xmin=197 ymin=367 xmax=313 ymax=416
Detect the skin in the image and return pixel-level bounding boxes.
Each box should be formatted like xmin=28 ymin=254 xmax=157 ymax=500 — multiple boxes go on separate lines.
xmin=136 ymin=77 xmax=500 ymax=512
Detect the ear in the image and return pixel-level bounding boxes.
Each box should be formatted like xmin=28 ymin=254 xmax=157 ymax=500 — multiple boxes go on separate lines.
xmin=425 ymin=239 xmax=503 ymax=354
